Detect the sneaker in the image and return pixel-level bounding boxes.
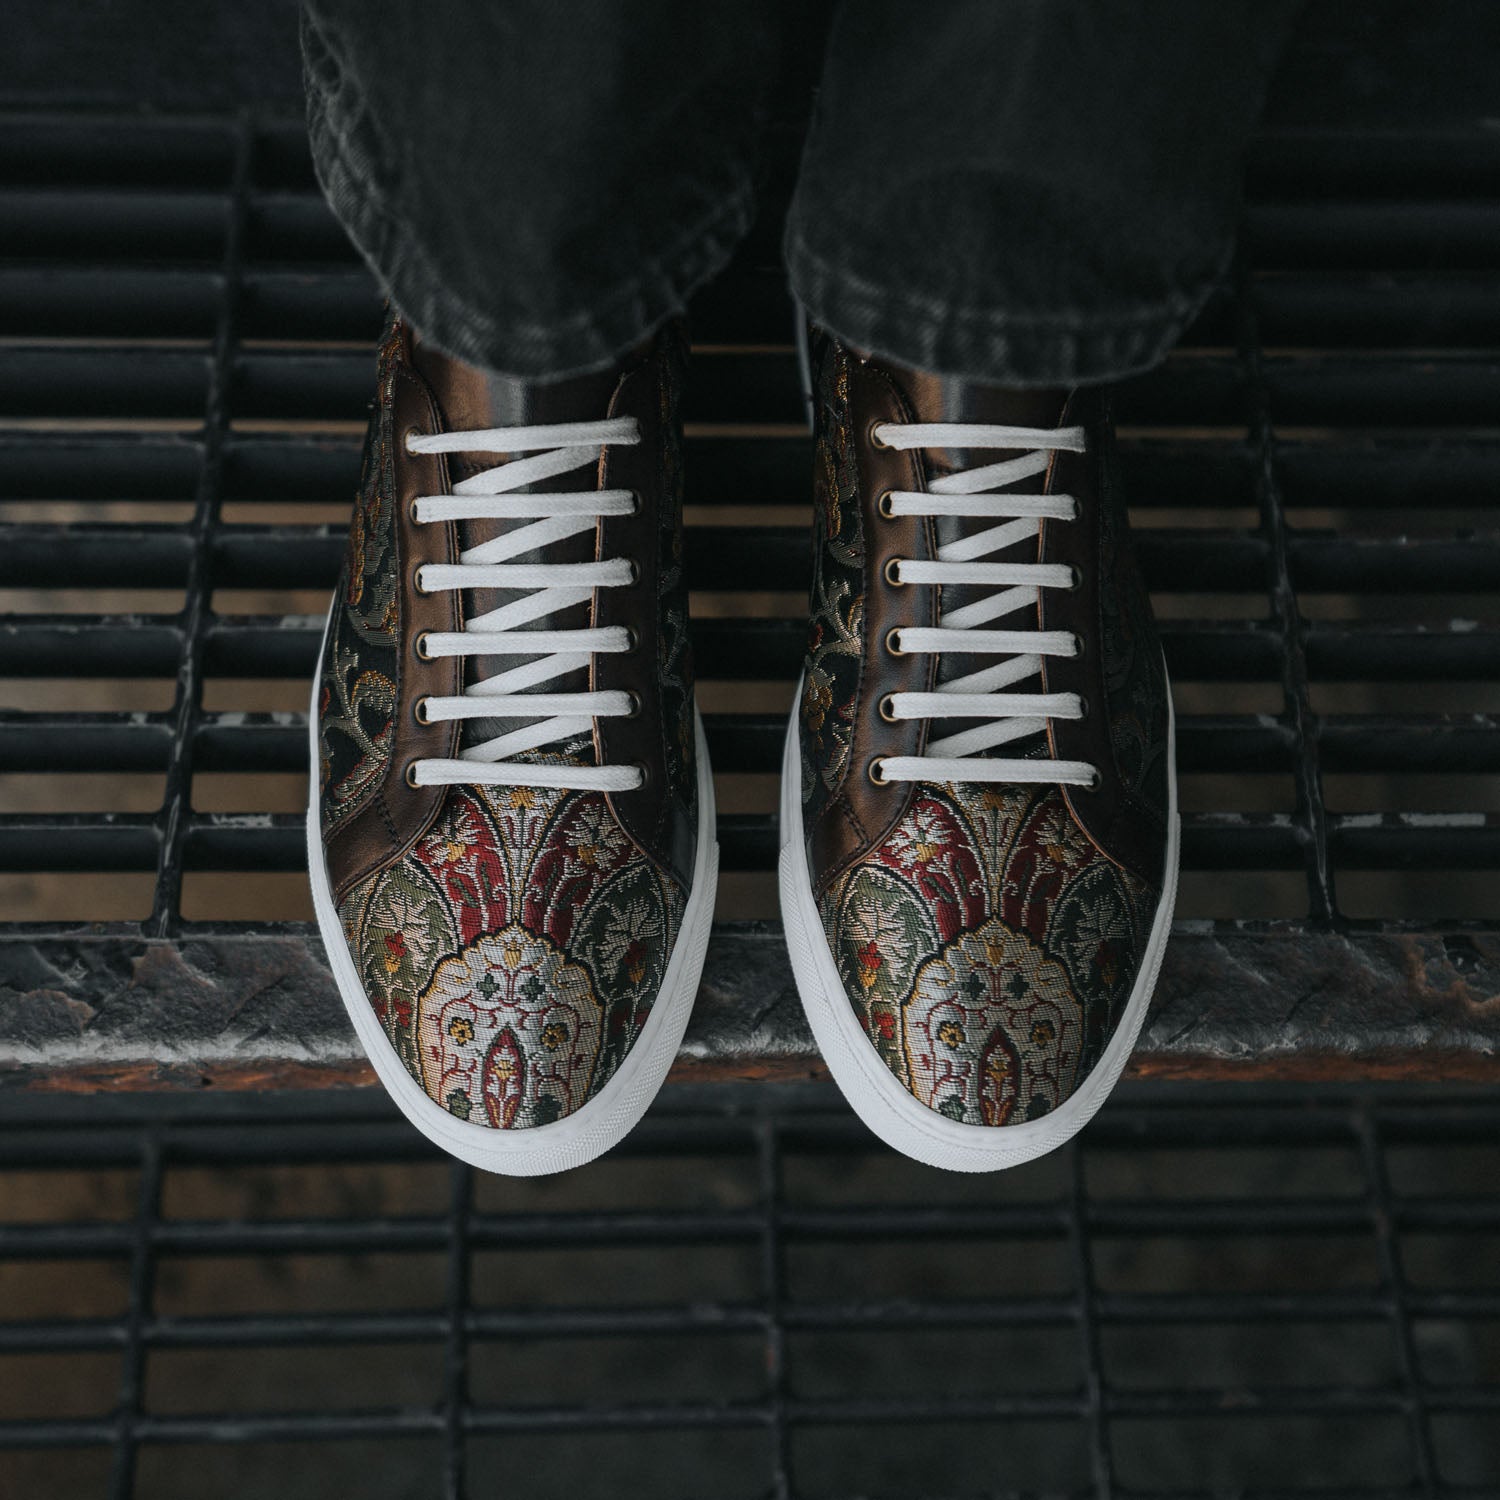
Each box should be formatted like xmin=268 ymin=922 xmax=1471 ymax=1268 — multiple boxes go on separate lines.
xmin=307 ymin=317 xmax=717 ymax=1174
xmin=779 ymin=328 xmax=1178 ymax=1171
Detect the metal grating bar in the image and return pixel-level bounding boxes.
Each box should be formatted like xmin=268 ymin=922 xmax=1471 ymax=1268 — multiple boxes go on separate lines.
xmin=147 ymin=116 xmax=252 ymax=940
xmin=1070 ymin=1145 xmax=1114 ymax=1500
xmin=1358 ymin=1109 xmax=1441 ymax=1500
xmin=758 ymin=1118 xmax=793 ymax=1500
xmin=442 ymin=1160 xmax=472 ymax=1500
xmin=1235 ymin=244 xmax=1337 ymax=928
xmin=106 ymin=1128 xmax=161 ymax=1500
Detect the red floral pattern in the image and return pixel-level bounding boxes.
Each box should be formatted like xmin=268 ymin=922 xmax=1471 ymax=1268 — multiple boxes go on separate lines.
xmin=339 ymin=780 xmax=684 ymax=1131
xmin=819 ymin=782 xmax=1157 ymax=1125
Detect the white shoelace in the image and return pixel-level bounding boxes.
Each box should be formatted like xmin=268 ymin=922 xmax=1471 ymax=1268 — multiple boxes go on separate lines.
xmin=404 ymin=417 xmax=643 ymax=793
xmin=869 ymin=421 xmax=1100 ymax=790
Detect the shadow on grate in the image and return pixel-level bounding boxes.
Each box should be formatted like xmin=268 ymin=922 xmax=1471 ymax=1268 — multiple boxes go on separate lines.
xmin=0 ymin=1083 xmax=1495 ymax=1499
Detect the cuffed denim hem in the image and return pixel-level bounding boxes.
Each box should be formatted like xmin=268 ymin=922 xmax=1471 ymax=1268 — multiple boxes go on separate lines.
xmin=307 ymin=80 xmax=760 ymax=382
xmin=785 ymin=228 xmax=1234 ymax=389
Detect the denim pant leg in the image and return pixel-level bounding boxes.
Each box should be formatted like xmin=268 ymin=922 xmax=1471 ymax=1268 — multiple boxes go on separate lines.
xmin=785 ymin=0 xmax=1304 ymax=386
xmin=301 ymin=0 xmax=783 ymax=379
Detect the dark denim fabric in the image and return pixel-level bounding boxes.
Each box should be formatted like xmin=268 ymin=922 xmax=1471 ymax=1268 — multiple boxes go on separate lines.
xmin=302 ymin=0 xmax=1301 ymax=385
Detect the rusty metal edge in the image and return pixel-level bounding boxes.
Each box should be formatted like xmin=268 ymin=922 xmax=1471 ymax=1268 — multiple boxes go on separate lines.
xmin=0 ymin=927 xmax=1496 ymax=1092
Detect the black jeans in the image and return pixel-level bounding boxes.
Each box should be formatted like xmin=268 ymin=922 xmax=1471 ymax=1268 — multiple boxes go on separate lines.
xmin=302 ymin=0 xmax=1301 ymax=385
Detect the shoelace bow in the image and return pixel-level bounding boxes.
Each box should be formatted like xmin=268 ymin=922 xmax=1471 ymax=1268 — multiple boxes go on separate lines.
xmin=404 ymin=417 xmax=644 ymax=793
xmin=869 ymin=420 xmax=1100 ymax=790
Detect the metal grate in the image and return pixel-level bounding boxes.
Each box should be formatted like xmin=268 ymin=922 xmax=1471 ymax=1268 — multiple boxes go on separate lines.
xmin=1 ymin=106 xmax=1498 ymax=1082
xmin=0 ymin=1082 xmax=1495 ymax=1499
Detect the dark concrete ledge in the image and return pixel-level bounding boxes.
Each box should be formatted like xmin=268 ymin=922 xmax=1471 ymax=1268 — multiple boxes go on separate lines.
xmin=1 ymin=925 xmax=1496 ymax=1094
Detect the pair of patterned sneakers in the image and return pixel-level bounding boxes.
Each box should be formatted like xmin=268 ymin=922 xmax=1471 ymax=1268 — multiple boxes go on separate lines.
xmin=307 ymin=316 xmax=1178 ymax=1176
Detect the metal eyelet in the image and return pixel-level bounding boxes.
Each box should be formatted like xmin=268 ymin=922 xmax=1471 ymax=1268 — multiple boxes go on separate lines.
xmin=413 ymin=565 xmax=432 ymax=596
xmin=409 ymin=498 xmax=423 ymax=525
xmin=403 ymin=425 xmax=423 ymax=456
xmin=1071 ymin=632 xmax=1086 ymax=658
xmin=1085 ymin=767 xmax=1103 ymax=792
xmin=1067 ymin=565 xmax=1084 ymax=591
xmin=627 ymin=490 xmax=641 ymax=516
xmin=878 ymin=694 xmax=899 ymax=724
xmin=413 ymin=697 xmax=431 ymax=725
xmin=877 ymin=490 xmax=896 ymax=519
xmin=883 ymin=558 xmax=904 ymax=587
xmin=885 ymin=628 xmax=905 ymax=657
xmin=868 ymin=419 xmax=891 ymax=450
xmin=414 ymin=631 xmax=434 ymax=660
xmin=867 ymin=758 xmax=889 ymax=786
xmin=623 ymin=560 xmax=640 ymax=586
xmin=1075 ymin=695 xmax=1090 ymax=720
xmin=620 ymin=626 xmax=638 ymax=652
xmin=623 ymin=691 xmax=642 ymax=720
xmin=404 ymin=762 xmax=421 ymax=789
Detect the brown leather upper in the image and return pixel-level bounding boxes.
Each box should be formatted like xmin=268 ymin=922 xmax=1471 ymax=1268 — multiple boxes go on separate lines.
xmin=596 ymin=355 xmax=696 ymax=887
xmin=325 ymin=330 xmax=462 ymax=903
xmin=322 ymin=319 xmax=695 ymax=903
xmin=805 ymin=353 xmax=935 ymax=893
xmin=805 ymin=337 xmax=1167 ymax=897
xmin=1042 ymin=386 xmax=1169 ymax=887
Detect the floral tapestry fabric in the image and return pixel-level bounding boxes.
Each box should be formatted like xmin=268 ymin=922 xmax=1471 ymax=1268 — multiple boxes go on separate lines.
xmin=318 ymin=317 xmax=403 ymax=834
xmin=817 ymin=780 xmax=1157 ymax=1126
xmin=799 ymin=332 xmax=864 ymax=822
xmin=338 ymin=779 xmax=686 ymax=1129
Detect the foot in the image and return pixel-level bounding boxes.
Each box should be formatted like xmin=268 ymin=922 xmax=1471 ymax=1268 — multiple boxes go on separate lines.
xmin=308 ymin=317 xmax=717 ymax=1174
xmin=779 ymin=328 xmax=1177 ymax=1171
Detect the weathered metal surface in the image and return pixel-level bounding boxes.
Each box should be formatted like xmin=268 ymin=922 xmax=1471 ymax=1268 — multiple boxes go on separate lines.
xmin=2 ymin=925 xmax=1496 ymax=1093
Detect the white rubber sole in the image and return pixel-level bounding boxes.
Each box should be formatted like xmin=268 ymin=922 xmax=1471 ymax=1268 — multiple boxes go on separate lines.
xmin=307 ymin=635 xmax=719 ymax=1176
xmin=777 ymin=685 xmax=1178 ymax=1173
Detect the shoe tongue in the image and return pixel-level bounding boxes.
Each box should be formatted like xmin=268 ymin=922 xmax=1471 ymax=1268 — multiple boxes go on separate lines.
xmin=893 ymin=366 xmax=1068 ymax=499
xmin=881 ymin=363 xmax=1071 ymax=752
xmin=410 ymin=340 xmax=622 ymax=446
xmin=410 ymin=337 xmax=624 ymax=755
